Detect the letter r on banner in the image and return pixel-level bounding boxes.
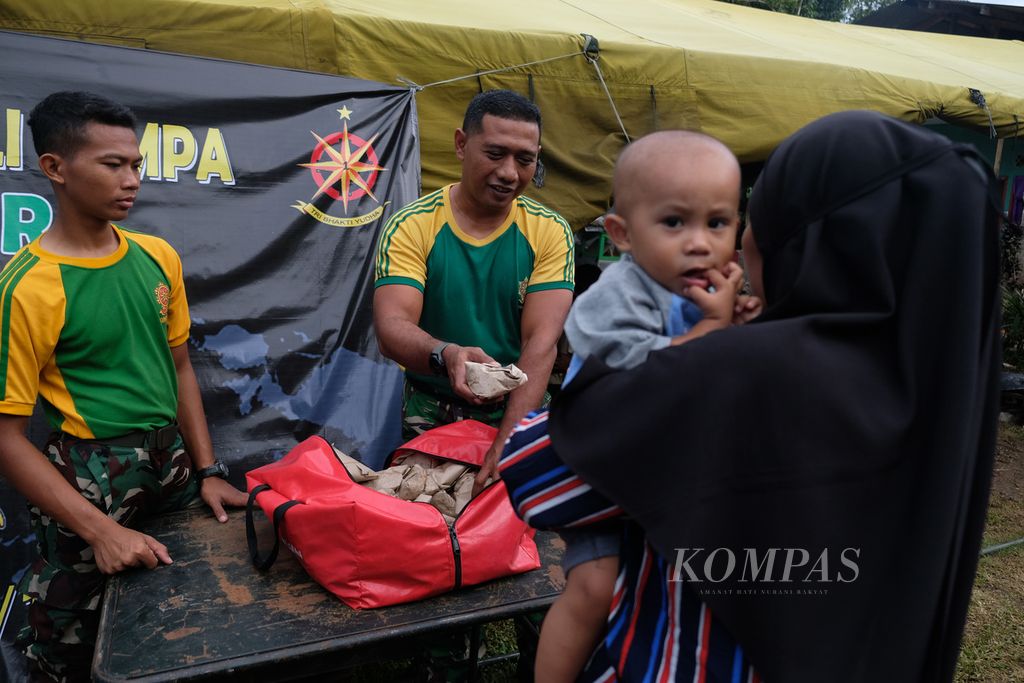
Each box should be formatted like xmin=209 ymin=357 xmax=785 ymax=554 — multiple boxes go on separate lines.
xmin=2 ymin=193 xmax=52 ymax=254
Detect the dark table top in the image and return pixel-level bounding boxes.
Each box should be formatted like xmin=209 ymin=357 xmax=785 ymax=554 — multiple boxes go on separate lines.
xmin=94 ymin=507 xmax=565 ymax=682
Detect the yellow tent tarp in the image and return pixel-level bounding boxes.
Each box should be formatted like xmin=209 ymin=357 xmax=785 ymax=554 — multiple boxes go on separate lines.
xmin=1 ymin=0 xmax=1022 ymax=226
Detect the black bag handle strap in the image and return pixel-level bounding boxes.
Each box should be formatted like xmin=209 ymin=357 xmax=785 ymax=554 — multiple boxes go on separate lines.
xmin=246 ymin=484 xmax=302 ymax=571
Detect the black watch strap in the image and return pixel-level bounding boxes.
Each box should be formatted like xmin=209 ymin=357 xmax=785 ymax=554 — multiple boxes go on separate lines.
xmin=196 ymin=460 xmax=229 ymax=481
xmin=429 ymin=342 xmax=452 ymax=375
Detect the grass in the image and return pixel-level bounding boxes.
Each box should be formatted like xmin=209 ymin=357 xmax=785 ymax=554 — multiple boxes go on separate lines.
xmin=480 ymin=620 xmax=521 ymax=682
xmin=954 ymin=422 xmax=1024 ymax=682
xmin=335 ymin=618 xmax=524 ymax=682
xmin=957 ymin=546 xmax=1024 ymax=682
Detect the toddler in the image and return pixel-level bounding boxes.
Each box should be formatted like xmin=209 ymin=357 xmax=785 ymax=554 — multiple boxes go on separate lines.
xmin=537 ymin=130 xmax=761 ymax=682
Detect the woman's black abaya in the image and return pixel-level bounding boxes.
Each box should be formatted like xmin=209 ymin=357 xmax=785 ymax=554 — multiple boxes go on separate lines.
xmin=549 ymin=110 xmax=1002 ymax=682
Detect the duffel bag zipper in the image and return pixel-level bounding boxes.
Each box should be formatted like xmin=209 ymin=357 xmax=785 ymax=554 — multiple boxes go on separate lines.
xmin=448 ymin=523 xmax=462 ymax=589
xmin=356 ymin=441 xmax=490 ymax=591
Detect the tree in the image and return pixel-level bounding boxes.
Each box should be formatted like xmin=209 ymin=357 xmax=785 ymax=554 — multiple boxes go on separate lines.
xmin=752 ymin=0 xmax=899 ymax=22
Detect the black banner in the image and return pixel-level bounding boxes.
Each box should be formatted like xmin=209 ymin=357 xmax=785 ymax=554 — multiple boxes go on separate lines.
xmin=0 ymin=30 xmax=419 ymax=668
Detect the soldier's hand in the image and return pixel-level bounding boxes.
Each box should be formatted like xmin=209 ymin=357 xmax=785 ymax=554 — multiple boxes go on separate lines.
xmin=92 ymin=523 xmax=172 ymax=574
xmin=200 ymin=477 xmax=248 ymax=523
xmin=445 ymin=344 xmax=497 ymax=404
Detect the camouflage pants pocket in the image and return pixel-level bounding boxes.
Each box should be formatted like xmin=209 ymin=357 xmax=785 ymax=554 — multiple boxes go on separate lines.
xmin=402 ymin=381 xmax=507 ymax=441
xmin=18 ymin=435 xmax=200 ymax=681
xmin=17 ymin=569 xmax=98 ymax=683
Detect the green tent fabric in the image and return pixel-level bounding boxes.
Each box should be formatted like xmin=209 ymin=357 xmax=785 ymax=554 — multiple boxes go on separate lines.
xmin=1 ymin=0 xmax=1022 ymax=227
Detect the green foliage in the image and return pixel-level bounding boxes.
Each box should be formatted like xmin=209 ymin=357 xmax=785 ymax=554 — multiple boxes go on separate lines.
xmin=1004 ymin=286 xmax=1024 ymax=369
xmin=1001 ymin=215 xmax=1024 ymax=368
xmin=844 ymin=0 xmax=900 ymax=21
xmin=751 ymin=0 xmax=899 ymax=22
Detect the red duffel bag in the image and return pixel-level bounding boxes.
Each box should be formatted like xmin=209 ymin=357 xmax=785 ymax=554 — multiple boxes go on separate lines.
xmin=244 ymin=419 xmax=540 ymax=609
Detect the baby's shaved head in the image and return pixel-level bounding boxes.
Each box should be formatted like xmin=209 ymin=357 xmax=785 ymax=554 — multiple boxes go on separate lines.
xmin=612 ymin=131 xmax=738 ymax=215
xmin=601 ymin=129 xmax=741 ymax=297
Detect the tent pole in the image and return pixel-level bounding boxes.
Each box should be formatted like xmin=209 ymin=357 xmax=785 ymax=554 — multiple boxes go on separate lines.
xmin=994 ymin=137 xmax=1005 ymax=175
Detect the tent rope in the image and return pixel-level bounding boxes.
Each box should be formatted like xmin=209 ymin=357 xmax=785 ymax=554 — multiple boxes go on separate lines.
xmin=398 ymin=34 xmax=632 ymax=144
xmin=401 ymin=50 xmax=584 ymax=90
xmin=585 ymin=51 xmax=631 ymax=143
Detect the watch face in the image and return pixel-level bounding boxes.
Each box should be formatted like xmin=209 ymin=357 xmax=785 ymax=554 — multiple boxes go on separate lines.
xmin=200 ymin=462 xmax=229 ymax=480
xmin=430 ymin=344 xmax=448 ymax=375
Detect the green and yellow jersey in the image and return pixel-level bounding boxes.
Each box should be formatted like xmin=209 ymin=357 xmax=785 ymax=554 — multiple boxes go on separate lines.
xmin=0 ymin=225 xmax=190 ymax=439
xmin=375 ymin=184 xmax=574 ymax=398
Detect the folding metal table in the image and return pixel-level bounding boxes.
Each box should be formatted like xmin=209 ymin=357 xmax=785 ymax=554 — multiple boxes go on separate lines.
xmin=94 ymin=507 xmax=564 ymax=682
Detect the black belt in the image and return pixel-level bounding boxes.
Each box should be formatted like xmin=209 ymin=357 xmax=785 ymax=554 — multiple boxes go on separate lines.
xmin=61 ymin=423 xmax=180 ymax=450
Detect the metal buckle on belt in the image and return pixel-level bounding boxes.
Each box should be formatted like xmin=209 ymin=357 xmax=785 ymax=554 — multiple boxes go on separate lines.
xmin=63 ymin=423 xmax=180 ymax=450
xmin=147 ymin=423 xmax=179 ymax=450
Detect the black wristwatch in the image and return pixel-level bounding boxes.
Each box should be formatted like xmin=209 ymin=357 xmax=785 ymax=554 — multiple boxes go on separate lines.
xmin=429 ymin=342 xmax=452 ymax=376
xmin=195 ymin=460 xmax=229 ymax=482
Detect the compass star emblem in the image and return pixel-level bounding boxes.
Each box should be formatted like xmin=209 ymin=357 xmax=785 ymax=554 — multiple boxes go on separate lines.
xmin=291 ymin=106 xmax=392 ymax=229
xmin=300 ymin=119 xmax=386 ymax=213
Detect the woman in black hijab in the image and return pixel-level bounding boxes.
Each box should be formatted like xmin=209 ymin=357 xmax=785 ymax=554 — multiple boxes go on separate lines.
xmin=503 ymin=110 xmax=1000 ymax=682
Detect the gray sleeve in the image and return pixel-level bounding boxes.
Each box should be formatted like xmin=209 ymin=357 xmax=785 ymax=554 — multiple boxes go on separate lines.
xmin=564 ymin=260 xmax=673 ymax=370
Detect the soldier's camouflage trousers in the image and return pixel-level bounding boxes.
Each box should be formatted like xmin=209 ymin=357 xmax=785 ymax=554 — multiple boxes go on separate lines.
xmin=16 ymin=434 xmax=200 ymax=683
xmin=402 ymin=380 xmax=549 ymax=680
xmin=402 ymin=380 xmax=507 ymax=441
